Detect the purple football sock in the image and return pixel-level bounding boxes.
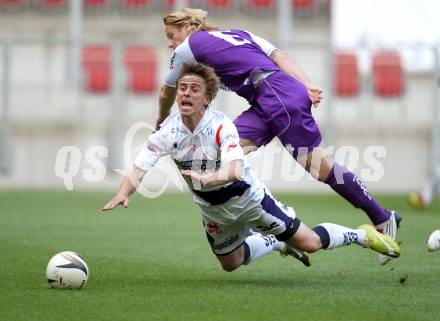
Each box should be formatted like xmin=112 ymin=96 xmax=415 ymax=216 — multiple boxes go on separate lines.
xmin=324 ymin=163 xmax=390 ymax=225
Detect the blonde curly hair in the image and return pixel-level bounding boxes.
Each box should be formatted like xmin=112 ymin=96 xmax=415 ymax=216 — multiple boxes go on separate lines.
xmin=163 ymin=8 xmax=219 ymax=35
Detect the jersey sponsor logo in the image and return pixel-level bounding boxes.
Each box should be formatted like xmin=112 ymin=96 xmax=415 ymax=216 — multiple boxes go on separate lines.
xmin=220 ymin=82 xmax=231 ymax=91
xmin=169 ymin=52 xmax=176 ymax=70
xmin=212 ymin=234 xmax=240 ymax=251
xmin=146 ymin=142 xmax=159 ymax=153
xmin=175 ymin=159 xmax=221 ymax=171
xmin=207 ymin=222 xmax=223 ymax=235
xmin=226 ymin=143 xmax=237 ymax=152
xmin=223 ymin=133 xmax=237 ymax=140
xmin=205 ymin=127 xmax=215 ymax=136
xmin=256 ymin=222 xmax=280 ymax=232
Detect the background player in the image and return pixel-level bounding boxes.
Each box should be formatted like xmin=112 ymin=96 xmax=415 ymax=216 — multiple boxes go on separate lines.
xmin=103 ymin=62 xmax=400 ymax=273
xmin=156 ymin=8 xmax=401 ymax=265
xmin=408 ymin=165 xmax=440 ymax=209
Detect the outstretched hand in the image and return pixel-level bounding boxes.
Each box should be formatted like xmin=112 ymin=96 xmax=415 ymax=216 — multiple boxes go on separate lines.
xmin=307 ymin=85 xmax=323 ymax=107
xmin=102 ymin=194 xmax=129 ymax=211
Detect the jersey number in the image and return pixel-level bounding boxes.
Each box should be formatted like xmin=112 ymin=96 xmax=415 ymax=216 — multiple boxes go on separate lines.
xmin=209 ymin=31 xmax=251 ymax=46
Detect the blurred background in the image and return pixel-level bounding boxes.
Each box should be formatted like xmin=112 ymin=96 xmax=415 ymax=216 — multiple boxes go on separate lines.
xmin=0 ymin=0 xmax=438 ymax=193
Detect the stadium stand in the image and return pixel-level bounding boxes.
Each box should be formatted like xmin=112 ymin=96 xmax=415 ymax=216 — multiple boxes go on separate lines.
xmin=334 ymin=51 xmax=359 ymax=96
xmin=34 ymin=0 xmax=66 ymax=14
xmin=0 ymin=0 xmax=26 ymax=13
xmin=245 ymin=0 xmax=275 ymax=16
xmin=84 ymin=0 xmax=112 ymax=14
xmin=372 ymin=50 xmax=403 ymax=97
xmin=124 ymin=46 xmax=157 ymax=94
xmin=118 ymin=0 xmax=155 ymax=15
xmin=82 ymin=45 xmax=111 ymax=93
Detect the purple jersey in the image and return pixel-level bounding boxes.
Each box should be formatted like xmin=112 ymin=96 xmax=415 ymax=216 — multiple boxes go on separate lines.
xmin=188 ymin=30 xmax=280 ymax=101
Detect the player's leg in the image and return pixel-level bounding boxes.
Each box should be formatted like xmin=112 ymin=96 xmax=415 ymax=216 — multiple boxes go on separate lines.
xmin=233 ymin=106 xmax=273 ymax=154
xmin=256 ymin=73 xmax=401 ymax=264
xmin=248 ymin=188 xmax=399 ymax=257
xmin=214 ymin=234 xmax=288 ymax=272
xmin=285 ymin=221 xmax=399 ymax=258
xmin=203 ymin=218 xmax=286 ymax=272
xmin=296 ymin=144 xmax=396 ymax=228
xmin=253 ymin=72 xmax=396 ymax=226
xmin=246 ymin=189 xmax=313 ymax=267
xmin=409 ymin=165 xmax=440 ymax=208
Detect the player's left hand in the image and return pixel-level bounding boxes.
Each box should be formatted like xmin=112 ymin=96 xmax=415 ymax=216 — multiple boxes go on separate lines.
xmin=101 ymin=194 xmax=129 ymax=211
xmin=307 ymin=85 xmax=323 ymax=107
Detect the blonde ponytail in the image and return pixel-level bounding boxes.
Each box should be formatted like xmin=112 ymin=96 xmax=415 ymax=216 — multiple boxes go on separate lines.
xmin=163 ymin=8 xmax=219 ymax=35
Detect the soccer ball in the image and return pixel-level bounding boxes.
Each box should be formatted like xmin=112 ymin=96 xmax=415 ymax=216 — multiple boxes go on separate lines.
xmin=46 ymin=251 xmax=89 ymax=289
xmin=427 ymin=229 xmax=440 ymax=252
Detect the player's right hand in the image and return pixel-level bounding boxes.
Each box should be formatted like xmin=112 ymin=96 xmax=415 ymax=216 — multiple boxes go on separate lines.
xmin=307 ymin=85 xmax=323 ymax=107
xmin=101 ymin=195 xmax=129 ymax=211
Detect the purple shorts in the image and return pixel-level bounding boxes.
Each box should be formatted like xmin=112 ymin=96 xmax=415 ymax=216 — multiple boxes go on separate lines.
xmin=234 ymin=71 xmax=322 ymax=158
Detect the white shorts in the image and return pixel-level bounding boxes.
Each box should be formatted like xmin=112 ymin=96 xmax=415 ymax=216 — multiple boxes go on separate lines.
xmin=199 ymin=189 xmax=300 ymax=255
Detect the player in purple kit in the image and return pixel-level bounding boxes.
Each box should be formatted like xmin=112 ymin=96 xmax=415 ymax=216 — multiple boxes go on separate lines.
xmin=157 ymin=8 xmax=401 ymax=265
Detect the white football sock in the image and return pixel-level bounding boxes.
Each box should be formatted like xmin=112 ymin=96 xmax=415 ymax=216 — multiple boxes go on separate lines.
xmin=318 ymin=223 xmax=366 ymax=249
xmin=243 ymin=234 xmax=282 ymax=265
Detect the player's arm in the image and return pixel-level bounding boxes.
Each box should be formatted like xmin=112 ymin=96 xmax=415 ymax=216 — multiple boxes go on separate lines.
xmin=102 ymin=166 xmax=146 ymax=211
xmin=181 ymin=159 xmax=243 ymax=187
xmin=270 ymin=49 xmax=322 ymax=106
xmin=102 ymin=128 xmax=169 ymax=211
xmin=181 ymin=120 xmax=244 ymax=187
xmin=157 ymin=40 xmax=194 ymax=128
xmin=157 ymin=84 xmax=177 ymax=128
xmin=248 ymin=31 xmax=322 ymax=106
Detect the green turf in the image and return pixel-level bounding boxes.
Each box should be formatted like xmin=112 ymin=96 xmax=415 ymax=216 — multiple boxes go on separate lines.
xmin=1 ymin=190 xmax=439 ymax=321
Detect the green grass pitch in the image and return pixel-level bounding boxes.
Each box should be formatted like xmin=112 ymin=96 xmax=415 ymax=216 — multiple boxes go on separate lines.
xmin=1 ymin=190 xmax=439 ymax=321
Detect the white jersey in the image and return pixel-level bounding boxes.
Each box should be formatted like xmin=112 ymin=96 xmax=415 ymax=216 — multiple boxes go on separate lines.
xmin=134 ymin=107 xmax=266 ymax=223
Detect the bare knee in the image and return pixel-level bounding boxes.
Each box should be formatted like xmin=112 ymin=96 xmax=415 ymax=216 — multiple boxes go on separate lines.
xmin=301 ymin=238 xmax=323 ymax=253
xmin=289 ymin=233 xmax=323 ymax=253
xmin=220 ymin=261 xmax=241 ymax=272
xmin=217 ymin=248 xmax=245 ymax=272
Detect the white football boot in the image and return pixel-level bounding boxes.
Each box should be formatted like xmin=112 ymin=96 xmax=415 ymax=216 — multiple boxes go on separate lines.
xmin=376 ymin=211 xmax=402 ymax=265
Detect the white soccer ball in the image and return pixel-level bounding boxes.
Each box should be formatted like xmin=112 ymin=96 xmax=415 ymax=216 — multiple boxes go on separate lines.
xmin=46 ymin=251 xmax=89 ymax=289
xmin=427 ymin=229 xmax=440 ymax=252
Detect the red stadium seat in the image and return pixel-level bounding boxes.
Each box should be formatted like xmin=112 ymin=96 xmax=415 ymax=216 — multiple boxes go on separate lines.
xmin=122 ymin=0 xmax=149 ymax=5
xmin=247 ymin=0 xmax=274 ymax=7
xmin=372 ymin=50 xmax=403 ymax=97
xmin=82 ymin=46 xmax=111 ymax=93
xmin=0 ymin=0 xmax=23 ymax=4
xmin=334 ymin=51 xmax=359 ymax=96
xmin=292 ymin=0 xmax=315 ymax=9
xmin=38 ymin=0 xmax=64 ymax=5
xmin=84 ymin=0 xmax=107 ymax=6
xmin=208 ymin=0 xmax=233 ymax=7
xmin=0 ymin=0 xmax=26 ymax=11
xmin=124 ymin=46 xmax=157 ymax=94
xmin=119 ymin=0 xmax=153 ymax=14
xmin=163 ymin=0 xmax=193 ymax=10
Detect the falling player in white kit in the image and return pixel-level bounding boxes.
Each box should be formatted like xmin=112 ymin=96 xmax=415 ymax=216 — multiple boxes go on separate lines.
xmin=102 ymin=62 xmax=400 ymax=273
